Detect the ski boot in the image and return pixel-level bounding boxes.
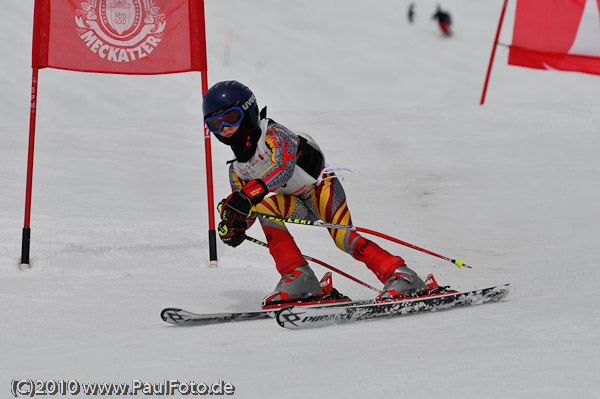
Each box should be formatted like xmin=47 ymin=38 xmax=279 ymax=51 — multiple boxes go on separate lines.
xmin=376 ymin=268 xmax=457 ymax=302
xmin=262 ymin=264 xmax=350 ymax=309
xmin=375 ymin=265 xmax=428 ymax=302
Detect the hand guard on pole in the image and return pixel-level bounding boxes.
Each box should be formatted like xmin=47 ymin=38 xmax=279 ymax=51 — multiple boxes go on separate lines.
xmin=218 ymin=179 xmax=268 ymax=222
xmin=218 ymin=220 xmax=247 ymax=247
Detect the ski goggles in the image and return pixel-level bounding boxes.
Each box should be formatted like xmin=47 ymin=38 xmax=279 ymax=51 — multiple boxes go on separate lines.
xmin=205 ymin=106 xmax=244 ymax=135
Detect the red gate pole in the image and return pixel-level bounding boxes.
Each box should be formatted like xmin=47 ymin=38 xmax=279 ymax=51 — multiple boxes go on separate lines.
xmin=21 ymin=67 xmax=40 ymax=269
xmin=480 ymin=0 xmax=509 ymax=105
xmin=201 ymin=72 xmax=218 ymax=268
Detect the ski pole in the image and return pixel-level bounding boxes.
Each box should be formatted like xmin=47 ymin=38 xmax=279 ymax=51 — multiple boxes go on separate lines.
xmin=355 ymin=227 xmax=472 ymax=269
xmin=249 ymin=211 xmax=472 ymax=269
xmin=245 ymin=236 xmax=381 ymax=293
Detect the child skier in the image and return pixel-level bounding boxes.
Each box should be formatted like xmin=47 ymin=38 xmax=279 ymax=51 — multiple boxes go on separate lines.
xmin=203 ymin=80 xmax=428 ymax=308
xmin=408 ymin=3 xmax=416 ymax=24
xmin=432 ymin=5 xmax=452 ymax=36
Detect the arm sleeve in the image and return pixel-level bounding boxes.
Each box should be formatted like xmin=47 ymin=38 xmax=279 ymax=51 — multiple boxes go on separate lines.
xmin=259 ymin=122 xmax=299 ymax=191
xmin=228 ymin=164 xmax=247 ymax=192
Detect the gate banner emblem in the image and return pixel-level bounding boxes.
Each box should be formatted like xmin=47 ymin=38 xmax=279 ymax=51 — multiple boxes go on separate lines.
xmin=509 ymin=0 xmax=600 ymax=76
xmin=32 ymin=0 xmax=207 ymax=74
xmin=106 ymin=0 xmax=136 ymax=35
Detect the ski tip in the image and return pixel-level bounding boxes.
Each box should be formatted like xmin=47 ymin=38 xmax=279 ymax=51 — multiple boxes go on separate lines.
xmin=276 ymin=306 xmax=312 ymax=329
xmin=160 ymin=308 xmax=183 ymax=323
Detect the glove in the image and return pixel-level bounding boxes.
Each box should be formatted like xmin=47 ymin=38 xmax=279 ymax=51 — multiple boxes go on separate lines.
xmin=218 ymin=220 xmax=247 ymax=247
xmin=218 ymin=179 xmax=269 ymax=222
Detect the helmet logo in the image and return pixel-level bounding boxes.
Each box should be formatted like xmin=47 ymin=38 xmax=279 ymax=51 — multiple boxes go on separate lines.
xmin=75 ymin=0 xmax=166 ymax=63
xmin=241 ymin=94 xmax=256 ymax=111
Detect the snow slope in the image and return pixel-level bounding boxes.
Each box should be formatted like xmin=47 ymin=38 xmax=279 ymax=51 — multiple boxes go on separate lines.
xmin=1 ymin=1 xmax=599 ymax=398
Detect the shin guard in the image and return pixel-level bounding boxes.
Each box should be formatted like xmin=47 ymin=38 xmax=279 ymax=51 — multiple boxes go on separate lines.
xmin=353 ymin=238 xmax=405 ymax=283
xmin=263 ymin=226 xmax=306 ymax=276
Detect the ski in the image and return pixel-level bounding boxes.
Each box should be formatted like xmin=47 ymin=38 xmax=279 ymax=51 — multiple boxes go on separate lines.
xmin=161 ymin=299 xmax=373 ymax=327
xmin=275 ymin=284 xmax=510 ymax=329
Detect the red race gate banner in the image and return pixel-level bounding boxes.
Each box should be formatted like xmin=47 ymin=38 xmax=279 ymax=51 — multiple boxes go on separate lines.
xmin=32 ymin=0 xmax=207 ymax=74
xmin=509 ymin=0 xmax=600 ymax=75
xmin=22 ymin=0 xmax=216 ymax=269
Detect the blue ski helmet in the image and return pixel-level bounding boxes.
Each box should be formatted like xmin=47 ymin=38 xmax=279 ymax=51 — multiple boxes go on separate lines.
xmin=202 ymin=81 xmax=259 ymax=129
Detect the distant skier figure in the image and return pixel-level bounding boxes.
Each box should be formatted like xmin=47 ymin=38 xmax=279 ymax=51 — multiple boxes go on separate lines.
xmin=203 ymin=81 xmax=430 ymax=309
xmin=432 ymin=5 xmax=452 ymax=36
xmin=408 ymin=3 xmax=415 ymax=24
